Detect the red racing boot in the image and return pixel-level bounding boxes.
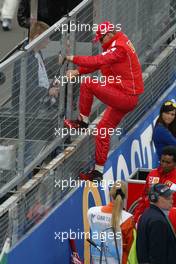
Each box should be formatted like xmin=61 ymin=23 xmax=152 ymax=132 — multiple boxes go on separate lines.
xmin=80 ymin=169 xmax=103 ymax=182
xmin=64 ymin=116 xmax=88 ymax=130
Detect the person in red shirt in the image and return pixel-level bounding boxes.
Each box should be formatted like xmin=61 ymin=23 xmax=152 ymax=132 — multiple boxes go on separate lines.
xmin=65 ymin=21 xmax=144 ymax=181
xmin=133 ymin=145 xmax=176 ymax=223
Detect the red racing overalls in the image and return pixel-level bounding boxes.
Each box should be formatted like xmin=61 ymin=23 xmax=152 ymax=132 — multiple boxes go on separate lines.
xmin=73 ymin=31 xmax=144 ymax=166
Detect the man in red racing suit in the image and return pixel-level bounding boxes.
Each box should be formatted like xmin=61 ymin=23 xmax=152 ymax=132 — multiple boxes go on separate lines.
xmin=65 ymin=21 xmax=144 ymax=181
xmin=133 ymin=146 xmax=176 ymax=229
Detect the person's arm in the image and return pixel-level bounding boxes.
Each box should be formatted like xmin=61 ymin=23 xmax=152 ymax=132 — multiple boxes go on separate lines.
xmin=67 ymin=46 xmax=126 ymax=68
xmin=122 ymin=217 xmax=135 ymax=263
xmin=148 ymin=220 xmax=168 ymax=264
xmin=78 ymin=66 xmax=99 ymax=75
xmin=66 ymin=65 xmax=99 ymax=81
xmin=154 ymin=125 xmax=176 ymax=146
xmin=163 ymin=128 xmax=176 ymax=145
xmin=17 ymin=0 xmax=30 ymax=29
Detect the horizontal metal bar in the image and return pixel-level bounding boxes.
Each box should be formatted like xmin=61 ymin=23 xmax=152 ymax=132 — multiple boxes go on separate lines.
xmin=24 ymin=136 xmax=68 ymax=177
xmin=0 ymin=50 xmax=24 ymax=71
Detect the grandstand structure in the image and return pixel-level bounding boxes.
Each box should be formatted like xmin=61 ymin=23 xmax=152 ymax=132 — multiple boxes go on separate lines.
xmin=0 ymin=0 xmax=176 ymax=263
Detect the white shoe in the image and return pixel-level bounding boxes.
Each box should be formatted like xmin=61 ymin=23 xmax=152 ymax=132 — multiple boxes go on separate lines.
xmin=2 ymin=18 xmax=12 ymax=31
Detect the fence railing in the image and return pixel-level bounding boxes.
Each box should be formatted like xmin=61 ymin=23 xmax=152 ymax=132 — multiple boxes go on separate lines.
xmin=0 ymin=0 xmax=176 ymax=251
xmin=0 ymin=37 xmax=176 ymax=251
xmin=0 ymin=0 xmax=175 ymax=197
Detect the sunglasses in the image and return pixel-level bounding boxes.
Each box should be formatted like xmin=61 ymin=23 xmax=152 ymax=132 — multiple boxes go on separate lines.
xmin=164 ymin=101 xmax=176 ymax=108
xmin=100 ymin=33 xmax=107 ymax=42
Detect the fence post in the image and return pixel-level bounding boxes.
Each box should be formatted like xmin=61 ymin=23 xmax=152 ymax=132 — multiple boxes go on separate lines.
xmin=17 ymin=54 xmax=27 ymax=179
xmin=57 ymin=34 xmax=67 ymax=138
xmin=66 ymin=16 xmax=76 ymax=120
xmin=9 ymin=203 xmax=19 ymax=246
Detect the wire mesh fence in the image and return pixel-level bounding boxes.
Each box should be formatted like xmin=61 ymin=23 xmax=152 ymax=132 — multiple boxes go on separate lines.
xmin=0 ymin=0 xmax=176 ymax=252
xmin=0 ymin=39 xmax=176 ymax=250
xmin=0 ymin=53 xmax=23 ymax=190
xmin=0 ymin=133 xmax=95 ymax=247
xmin=96 ymin=0 xmax=175 ymax=63
xmin=0 ymin=17 xmax=72 ymax=194
xmin=0 ymin=0 xmax=175 ymax=196
xmin=0 ymin=212 xmax=9 ymax=251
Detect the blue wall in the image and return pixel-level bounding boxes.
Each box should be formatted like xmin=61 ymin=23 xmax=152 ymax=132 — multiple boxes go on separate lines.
xmin=8 ymin=81 xmax=176 ymax=264
xmin=8 ymin=184 xmax=106 ymax=264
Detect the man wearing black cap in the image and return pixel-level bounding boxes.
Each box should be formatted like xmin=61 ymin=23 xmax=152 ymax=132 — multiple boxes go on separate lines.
xmin=136 ymin=183 xmax=176 ymax=264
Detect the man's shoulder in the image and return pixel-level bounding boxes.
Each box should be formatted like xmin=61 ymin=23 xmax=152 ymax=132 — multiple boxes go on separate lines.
xmin=169 ymin=167 xmax=176 ymax=174
xmin=154 ymin=123 xmax=172 ymax=136
xmin=115 ymin=31 xmax=128 ymax=41
xmin=110 ymin=32 xmax=128 ymax=47
xmin=141 ymin=205 xmax=165 ymax=223
xmin=27 ymin=51 xmax=39 ymax=67
xmin=147 ymin=168 xmax=160 ymax=179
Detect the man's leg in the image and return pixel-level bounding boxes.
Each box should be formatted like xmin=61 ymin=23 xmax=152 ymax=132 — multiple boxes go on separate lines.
xmin=65 ymin=78 xmax=138 ymax=180
xmin=95 ymin=107 xmax=128 ymax=169
xmin=79 ymin=106 xmax=133 ymax=181
xmin=65 ymin=78 xmax=138 ymax=129
xmin=79 ymin=78 xmax=138 ymax=117
xmin=80 ymin=77 xmax=139 ymax=179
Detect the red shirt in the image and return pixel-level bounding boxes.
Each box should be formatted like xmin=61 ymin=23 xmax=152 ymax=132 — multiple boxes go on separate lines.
xmin=133 ymin=167 xmax=176 ymax=223
xmin=73 ymin=32 xmax=144 ymax=95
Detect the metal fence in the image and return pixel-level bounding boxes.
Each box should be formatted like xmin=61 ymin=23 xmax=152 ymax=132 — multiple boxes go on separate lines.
xmin=0 ymin=0 xmax=176 ymax=251
xmin=0 ymin=0 xmax=96 ymax=197
xmin=0 ymin=132 xmax=95 ymax=249
xmin=96 ymin=0 xmax=176 ymax=65
xmin=0 ymin=0 xmax=175 ymax=197
xmin=0 ymin=37 xmax=176 ymax=251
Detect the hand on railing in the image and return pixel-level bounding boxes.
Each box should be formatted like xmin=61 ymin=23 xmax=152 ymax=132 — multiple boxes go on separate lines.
xmin=58 ymin=54 xmax=67 ymax=66
xmin=66 ymin=55 xmax=74 ymax=62
xmin=48 ymin=87 xmax=60 ymax=98
xmin=66 ymin=69 xmax=79 ymax=80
